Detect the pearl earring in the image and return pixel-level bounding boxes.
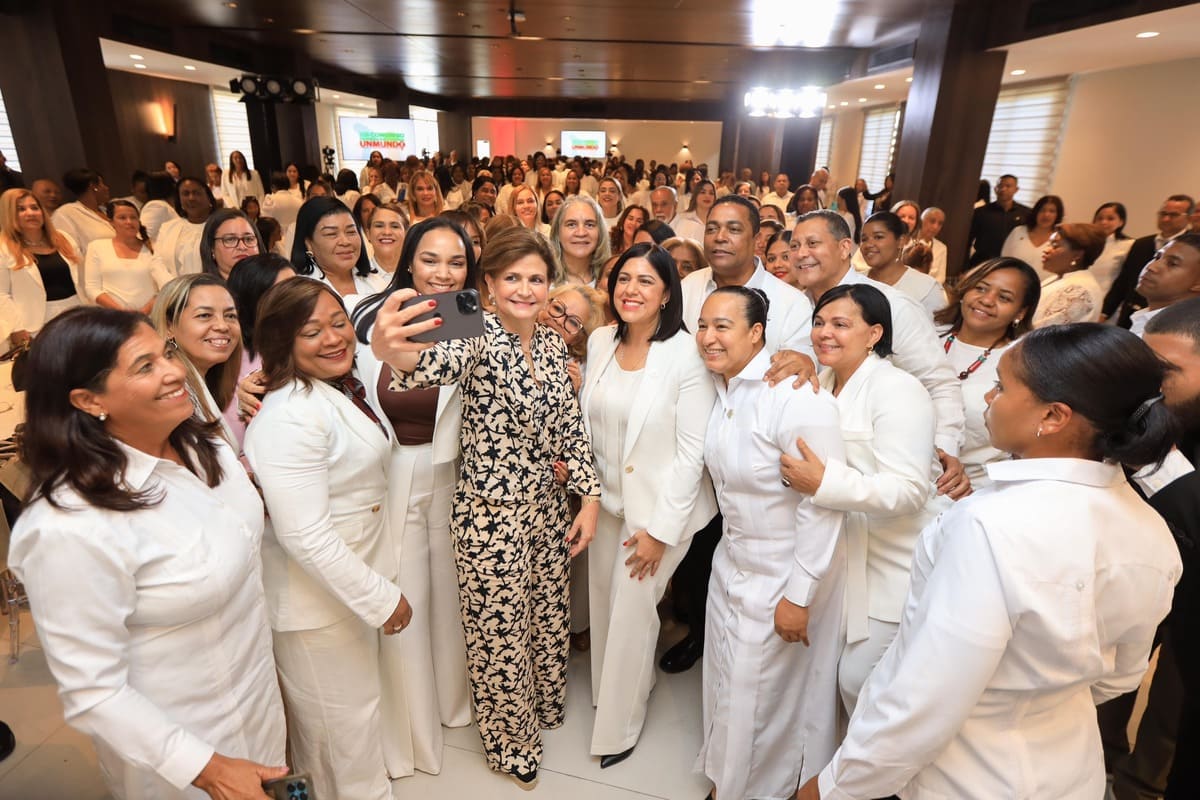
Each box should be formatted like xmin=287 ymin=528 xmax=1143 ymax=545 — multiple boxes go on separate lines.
xmin=98 ymin=412 xmax=108 ymax=422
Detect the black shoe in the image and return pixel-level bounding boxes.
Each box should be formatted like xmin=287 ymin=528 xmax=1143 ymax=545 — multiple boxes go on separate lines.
xmin=599 ymin=745 xmax=634 ymax=768
xmin=659 ymin=635 xmax=702 ymax=673
xmin=508 ymin=767 xmax=537 ymax=784
xmin=0 ymin=722 xmax=14 ymax=763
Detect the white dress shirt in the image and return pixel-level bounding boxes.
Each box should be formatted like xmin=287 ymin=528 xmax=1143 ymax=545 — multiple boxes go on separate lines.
xmin=819 ymin=458 xmax=1181 ymax=800
xmin=1129 ymin=306 xmax=1165 ymax=338
xmin=140 ymin=199 xmax=178 ymax=243
xmin=1033 ymin=270 xmax=1104 ymax=328
xmin=10 ymin=440 xmax=287 ymax=798
xmin=672 ymin=210 xmax=705 ymax=243
xmin=893 ymin=267 xmax=949 ymax=317
xmin=682 ymin=262 xmax=815 ymax=361
xmin=155 ymin=217 xmax=205 ymax=276
xmin=50 ymin=202 xmax=114 ymax=259
xmin=83 ymin=238 xmax=172 ymax=307
xmin=829 ymin=267 xmax=966 ymax=455
xmin=761 ymin=190 xmax=793 ymax=212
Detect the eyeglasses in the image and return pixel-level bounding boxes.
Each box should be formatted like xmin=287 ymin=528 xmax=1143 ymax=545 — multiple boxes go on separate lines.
xmin=216 ymin=234 xmax=258 ymax=249
xmin=546 ymin=300 xmax=584 ymax=335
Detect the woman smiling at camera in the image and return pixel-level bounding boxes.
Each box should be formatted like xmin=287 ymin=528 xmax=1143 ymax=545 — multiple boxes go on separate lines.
xmin=581 ymin=243 xmax=717 ymax=770
xmin=783 ymin=283 xmax=941 ymax=719
xmin=9 ymin=307 xmax=287 ymax=800
xmin=800 ymin=324 xmax=1181 ymax=800
xmin=291 ymin=196 xmax=388 ymax=297
xmin=932 ymin=257 xmax=1041 ymax=493
xmin=351 ymin=218 xmax=478 ymax=779
xmin=369 ymin=226 xmax=600 ymax=786
xmin=550 ymin=194 xmax=612 ymax=285
xmin=696 ymin=286 xmax=848 ymax=800
xmin=244 ymin=278 xmax=410 ymax=800
xmin=861 ymin=211 xmax=946 ymax=316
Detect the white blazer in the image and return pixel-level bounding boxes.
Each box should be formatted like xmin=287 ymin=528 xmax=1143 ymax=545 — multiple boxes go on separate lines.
xmin=815 ymin=355 xmax=939 ymax=639
xmin=580 ymin=326 xmax=717 ymax=547
xmin=0 ymin=233 xmax=83 ymax=341
xmin=244 ymin=377 xmax=402 ymax=633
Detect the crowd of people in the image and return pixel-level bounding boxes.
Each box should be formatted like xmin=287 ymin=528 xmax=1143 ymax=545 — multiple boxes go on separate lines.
xmin=1 ymin=144 xmax=1198 ymax=800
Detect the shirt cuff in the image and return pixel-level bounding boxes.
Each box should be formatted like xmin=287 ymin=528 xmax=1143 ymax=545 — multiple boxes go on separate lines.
xmin=160 ymin=735 xmax=216 ymax=790
xmin=784 ymin=570 xmax=818 ymax=607
xmin=934 ymin=436 xmax=960 ymax=458
xmin=364 ymin=582 xmax=405 ymax=629
xmin=818 ymin=762 xmax=852 ymax=800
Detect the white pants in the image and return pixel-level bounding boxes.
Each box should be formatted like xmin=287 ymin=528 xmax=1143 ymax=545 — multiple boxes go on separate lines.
xmin=378 ymin=443 xmax=470 ymax=778
xmin=839 ymin=616 xmax=899 ymax=716
xmin=273 ymin=616 xmax=391 ymax=800
xmin=588 ymin=509 xmax=689 ymax=754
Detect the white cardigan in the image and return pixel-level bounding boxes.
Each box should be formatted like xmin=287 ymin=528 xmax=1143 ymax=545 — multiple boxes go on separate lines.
xmin=244 ymin=378 xmax=402 ymax=633
xmin=0 ymin=232 xmax=83 ymax=343
xmin=580 ymin=326 xmax=717 ymax=546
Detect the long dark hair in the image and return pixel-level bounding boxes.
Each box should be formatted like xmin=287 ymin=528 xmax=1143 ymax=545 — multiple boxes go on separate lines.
xmin=291 ymin=196 xmax=373 ymax=278
xmin=935 ymin=257 xmax=1041 ymax=337
xmin=1013 ymin=324 xmax=1178 ymax=467
xmin=606 ymin=243 xmax=684 ymax=343
xmin=812 ymin=283 xmax=895 ymax=357
xmin=353 ymin=217 xmax=480 ymax=343
xmin=199 ymin=208 xmax=266 ymax=277
xmin=21 ymin=307 xmax=224 ymax=511
xmin=227 ymin=253 xmax=295 ymax=358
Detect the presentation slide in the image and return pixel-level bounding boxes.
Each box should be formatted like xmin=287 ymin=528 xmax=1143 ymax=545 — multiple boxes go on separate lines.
xmin=338 ymin=117 xmax=417 ymax=161
xmin=561 ymin=130 xmax=606 ymax=158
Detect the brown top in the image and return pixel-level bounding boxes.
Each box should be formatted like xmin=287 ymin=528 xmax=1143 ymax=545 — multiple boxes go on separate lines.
xmin=377 ymin=369 xmax=438 ymax=445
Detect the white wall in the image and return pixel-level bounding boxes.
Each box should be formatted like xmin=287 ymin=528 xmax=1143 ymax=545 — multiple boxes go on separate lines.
xmin=1050 ymin=57 xmax=1200 ymax=237
xmin=470 ymin=117 xmax=722 ymax=170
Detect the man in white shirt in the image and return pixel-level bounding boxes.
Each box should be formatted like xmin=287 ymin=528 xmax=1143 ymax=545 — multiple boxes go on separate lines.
xmin=917 ymin=207 xmax=949 ymax=284
xmin=650 ymin=186 xmax=678 ymax=225
xmin=810 ymin=167 xmax=831 ymax=208
xmin=761 ymin=173 xmax=793 ymax=213
xmin=790 ymin=209 xmax=967 ymax=483
xmin=31 ymin=178 xmax=62 ymax=215
xmin=1129 ymin=233 xmax=1200 ymax=337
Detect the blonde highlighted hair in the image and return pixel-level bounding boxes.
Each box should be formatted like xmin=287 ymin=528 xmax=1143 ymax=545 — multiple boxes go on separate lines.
xmin=406 ymin=169 xmax=445 ymax=219
xmin=0 ymin=188 xmax=78 ymax=269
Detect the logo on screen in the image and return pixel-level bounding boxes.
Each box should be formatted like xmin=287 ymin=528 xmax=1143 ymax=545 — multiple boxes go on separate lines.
xmin=357 ymin=131 xmax=407 ymax=151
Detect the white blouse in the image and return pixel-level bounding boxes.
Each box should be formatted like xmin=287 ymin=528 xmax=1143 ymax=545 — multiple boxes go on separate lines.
xmin=155 ymin=217 xmax=206 ymax=276
xmin=941 ymin=336 xmax=1010 ymax=487
xmin=1001 ymin=226 xmax=1053 ymax=282
xmin=50 ymin=202 xmax=114 ymax=259
xmin=672 ymin=211 xmax=705 ymax=243
xmin=9 ymin=440 xmax=286 ymax=798
xmin=1092 ymin=234 xmax=1135 ymax=295
xmin=220 ymin=171 xmax=265 ymax=211
xmin=84 ymin=238 xmax=172 ymax=308
xmin=1033 ymin=270 xmax=1104 ymax=328
xmin=818 ymin=458 xmax=1180 ymax=800
xmin=586 ymin=361 xmax=643 ymax=519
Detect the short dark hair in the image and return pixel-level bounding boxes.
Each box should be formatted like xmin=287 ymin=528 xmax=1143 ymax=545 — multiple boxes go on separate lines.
xmin=711 ymin=194 xmax=760 ymax=234
xmin=22 ymin=307 xmax=224 ymax=511
xmin=606 ymin=243 xmax=685 ymax=343
xmin=1093 ymin=202 xmax=1129 ymax=240
xmin=257 ymin=277 xmax=349 ymax=391
xmin=200 ymin=209 xmax=266 ymax=277
xmin=1167 ymin=194 xmax=1196 ymax=214
xmin=172 ymin=177 xmax=217 ymax=217
xmin=709 ymin=285 xmax=770 ymax=332
xmin=353 ymin=217 xmax=481 ymax=343
xmin=227 ymin=252 xmax=295 ymax=358
xmin=471 ymin=175 xmax=497 ymax=196
xmin=863 ymin=210 xmax=907 ymax=240
xmin=812 ymin=283 xmax=894 ymax=357
xmin=291 ymin=196 xmax=373 ymax=278
xmin=334 ymin=169 xmax=359 ymax=194
xmin=144 ymin=171 xmax=176 ymax=201
xmin=639 ymin=219 xmax=676 ymax=245
xmin=61 ymin=168 xmax=101 ymax=197
xmin=1144 ymin=295 xmax=1200 ymax=347
xmin=998 ymin=174 xmax=1018 ymax=184
xmin=1027 ymin=194 xmax=1065 ymax=231
xmin=1013 ymin=324 xmax=1178 ymax=467
xmin=269 ymin=171 xmax=290 ymax=193
xmin=799 ymin=209 xmax=852 ymax=242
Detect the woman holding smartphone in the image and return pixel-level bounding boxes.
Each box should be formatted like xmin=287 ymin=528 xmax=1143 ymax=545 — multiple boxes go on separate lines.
xmin=369 ymin=226 xmax=600 ymax=785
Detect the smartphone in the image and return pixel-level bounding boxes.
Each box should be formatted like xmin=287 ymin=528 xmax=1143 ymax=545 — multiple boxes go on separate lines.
xmin=400 ymin=289 xmax=485 ymax=343
xmin=264 ymin=773 xmax=315 ymax=800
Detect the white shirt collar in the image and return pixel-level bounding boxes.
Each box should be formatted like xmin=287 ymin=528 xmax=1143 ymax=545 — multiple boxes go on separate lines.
xmin=985 ymin=457 xmax=1125 ymax=488
xmin=703 ymin=260 xmax=770 ymax=294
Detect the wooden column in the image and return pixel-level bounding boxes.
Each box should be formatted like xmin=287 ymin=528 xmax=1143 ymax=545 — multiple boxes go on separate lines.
xmin=892 ymin=0 xmax=1006 ymax=279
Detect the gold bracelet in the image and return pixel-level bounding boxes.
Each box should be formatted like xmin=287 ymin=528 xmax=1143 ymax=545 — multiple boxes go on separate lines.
xmin=580 ymin=495 xmax=601 ymax=505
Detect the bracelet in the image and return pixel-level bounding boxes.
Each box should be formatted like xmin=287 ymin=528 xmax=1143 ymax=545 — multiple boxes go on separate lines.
xmin=580 ymin=495 xmax=601 ymax=505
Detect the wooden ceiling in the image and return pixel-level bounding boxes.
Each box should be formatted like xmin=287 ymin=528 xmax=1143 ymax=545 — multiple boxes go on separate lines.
xmin=114 ymin=0 xmax=935 ymax=102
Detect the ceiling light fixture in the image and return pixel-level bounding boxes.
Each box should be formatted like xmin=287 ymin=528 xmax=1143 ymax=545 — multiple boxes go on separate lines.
xmin=839 ymin=100 xmax=849 ymax=106
xmin=508 ymin=2 xmax=544 ymax=40
xmin=130 ymin=54 xmax=144 ymax=60
xmin=1136 ymin=31 xmax=1160 ymax=38
xmin=293 ymin=28 xmax=316 ymax=35
xmin=134 ymin=63 xmax=147 ymax=69
xmin=858 ymin=97 xmax=867 ymax=102
xmin=873 ymin=83 xmax=885 ymax=89
xmin=184 ymin=65 xmax=197 ymax=71
xmin=1010 ymin=69 xmax=1026 ymax=76
xmin=905 ymin=77 xmax=913 ymax=83
xmin=743 ymin=85 xmax=827 ymax=119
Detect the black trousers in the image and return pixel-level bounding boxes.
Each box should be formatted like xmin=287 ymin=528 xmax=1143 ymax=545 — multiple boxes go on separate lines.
xmin=671 ymin=513 xmax=722 ymax=642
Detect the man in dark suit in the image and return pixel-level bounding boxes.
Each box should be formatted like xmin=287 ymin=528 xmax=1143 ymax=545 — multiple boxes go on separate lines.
xmin=1101 ymin=298 xmax=1200 ymax=799
xmin=0 ymin=151 xmax=22 ymax=193
xmin=965 ymin=173 xmax=1030 ymax=266
xmin=1102 ymin=194 xmax=1195 ymax=327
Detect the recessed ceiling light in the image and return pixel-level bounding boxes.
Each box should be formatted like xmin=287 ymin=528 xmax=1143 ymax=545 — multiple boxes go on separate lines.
xmin=1010 ymin=69 xmax=1026 ymax=76
xmin=456 ymin=10 xmax=466 ymax=16
xmin=293 ymin=28 xmax=316 ymax=34
xmin=332 ymin=94 xmax=340 ymax=98
xmin=905 ymin=76 xmax=913 ymax=83
xmin=358 ymin=102 xmax=365 ymax=107
xmin=874 ymin=83 xmax=885 ymax=89
xmin=223 ymin=1 xmax=237 ymax=7
xmin=130 ymin=54 xmax=144 ymax=60
xmin=858 ymin=97 xmax=867 ymax=102
xmin=827 ymin=104 xmax=835 ymax=109
xmin=134 ymin=63 xmax=147 ymax=69
xmin=183 ymin=65 xmax=197 ymax=71
xmin=694 ymin=79 xmax=711 ymax=84
xmin=548 ymin=76 xmax=563 ymax=81
xmin=1136 ymin=31 xmax=1160 ymax=38
xmin=839 ymin=101 xmax=848 ymax=106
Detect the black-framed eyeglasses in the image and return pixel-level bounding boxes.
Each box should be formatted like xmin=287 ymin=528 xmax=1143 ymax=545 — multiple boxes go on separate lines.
xmin=547 ymin=300 xmax=584 ymax=335
xmin=216 ymin=234 xmax=259 ymax=249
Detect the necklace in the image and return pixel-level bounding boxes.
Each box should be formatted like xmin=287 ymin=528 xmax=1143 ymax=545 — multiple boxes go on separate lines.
xmin=943 ymin=331 xmax=1007 ymax=380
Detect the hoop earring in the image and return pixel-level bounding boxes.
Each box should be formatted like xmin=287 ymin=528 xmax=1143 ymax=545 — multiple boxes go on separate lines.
xmin=305 ymin=250 xmax=319 ymax=273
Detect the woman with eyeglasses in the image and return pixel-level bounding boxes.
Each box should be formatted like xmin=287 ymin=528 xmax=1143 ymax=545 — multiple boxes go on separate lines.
xmin=85 ymin=199 xmax=171 ymax=315
xmin=199 ymin=209 xmax=265 ymax=281
xmin=581 ymin=243 xmax=717 ymax=770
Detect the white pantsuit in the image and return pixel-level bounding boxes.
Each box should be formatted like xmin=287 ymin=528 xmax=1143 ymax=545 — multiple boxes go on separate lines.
xmin=245 ymin=378 xmax=402 ymax=800
xmin=699 ymin=348 xmax=847 ymax=800
xmin=818 ymin=459 xmax=1181 ymax=800
xmin=356 ymin=341 xmax=472 ymax=778
xmin=580 ymin=327 xmax=717 ymax=755
xmin=9 ymin=440 xmax=286 ymax=800
xmin=814 ymin=355 xmax=939 ymax=713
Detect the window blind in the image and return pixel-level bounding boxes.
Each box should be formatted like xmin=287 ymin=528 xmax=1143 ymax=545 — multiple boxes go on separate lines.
xmin=979 ymin=80 xmax=1069 ymax=206
xmin=0 ymin=88 xmax=21 ymax=172
xmin=211 ymin=88 xmax=255 ymax=171
xmin=409 ymin=105 xmax=440 ymax=158
xmin=857 ymin=106 xmax=900 ymax=196
xmin=815 ymin=116 xmax=834 ymax=172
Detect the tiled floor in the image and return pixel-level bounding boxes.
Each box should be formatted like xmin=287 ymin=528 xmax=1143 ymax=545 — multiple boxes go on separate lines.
xmin=0 ymin=606 xmax=712 ymax=799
